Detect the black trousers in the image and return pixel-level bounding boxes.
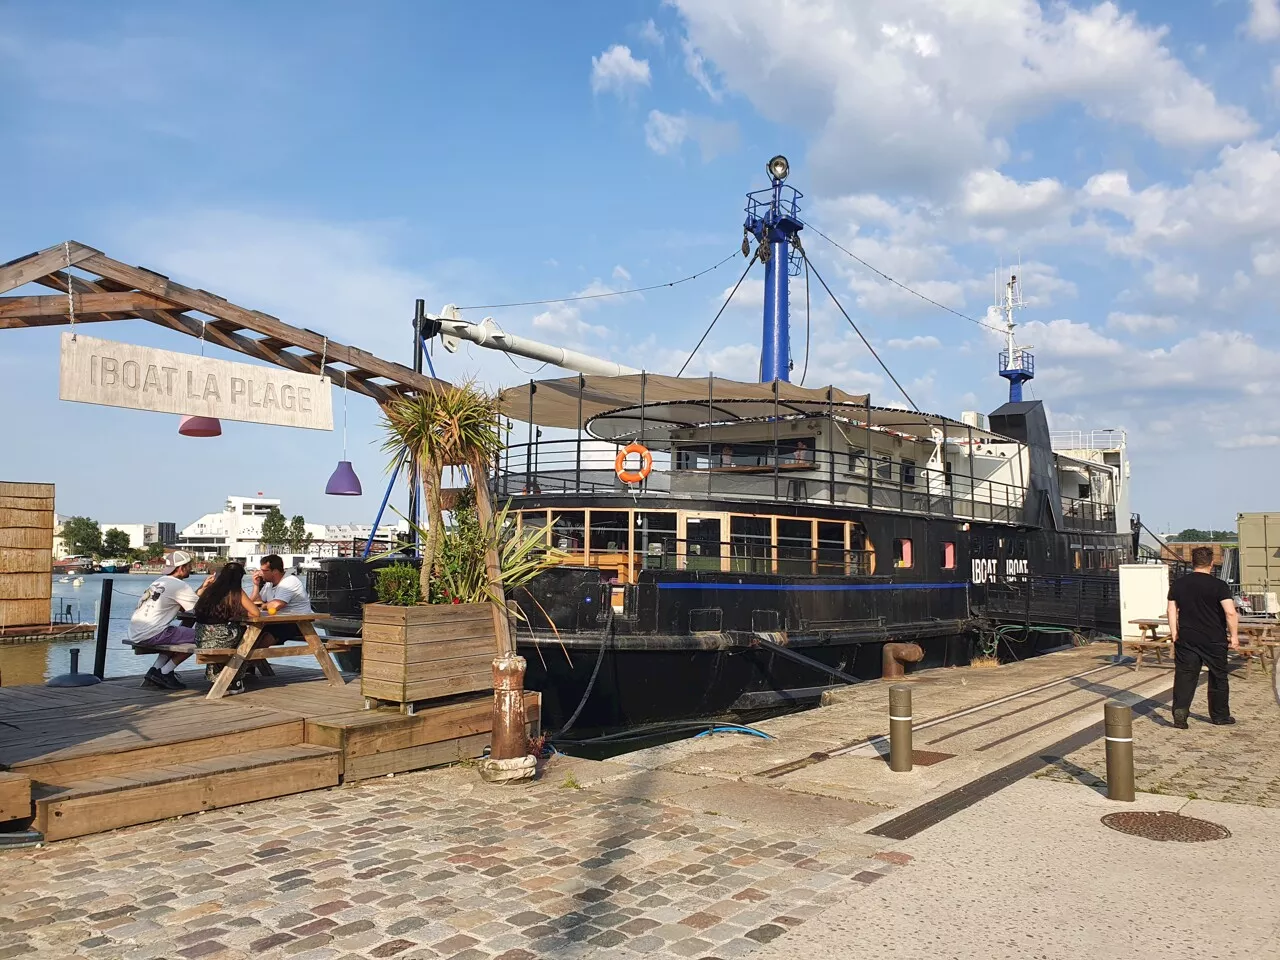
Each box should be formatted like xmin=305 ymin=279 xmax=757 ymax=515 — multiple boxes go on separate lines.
xmin=1171 ymin=638 xmax=1231 ymax=720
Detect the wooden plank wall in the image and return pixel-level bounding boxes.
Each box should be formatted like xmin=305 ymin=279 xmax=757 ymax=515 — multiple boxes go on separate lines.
xmin=0 ymin=481 xmax=55 ymax=627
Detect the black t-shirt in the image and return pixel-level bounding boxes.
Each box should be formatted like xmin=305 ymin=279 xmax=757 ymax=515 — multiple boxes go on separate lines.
xmin=1168 ymin=572 xmax=1232 ymax=645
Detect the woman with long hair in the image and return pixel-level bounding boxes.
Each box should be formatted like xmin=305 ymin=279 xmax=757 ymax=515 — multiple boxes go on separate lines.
xmin=193 ymin=562 xmax=259 ymax=689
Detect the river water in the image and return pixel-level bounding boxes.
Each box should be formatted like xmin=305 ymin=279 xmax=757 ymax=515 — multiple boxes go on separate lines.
xmin=0 ymin=573 xmax=323 ymax=684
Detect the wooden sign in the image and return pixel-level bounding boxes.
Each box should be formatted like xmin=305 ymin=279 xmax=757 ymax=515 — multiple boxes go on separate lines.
xmin=59 ymin=333 xmax=333 ymax=430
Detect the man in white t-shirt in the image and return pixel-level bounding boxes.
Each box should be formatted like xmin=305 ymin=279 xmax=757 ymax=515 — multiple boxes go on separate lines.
xmin=129 ymin=551 xmax=199 ymax=690
xmin=250 ymin=554 xmax=312 ymax=643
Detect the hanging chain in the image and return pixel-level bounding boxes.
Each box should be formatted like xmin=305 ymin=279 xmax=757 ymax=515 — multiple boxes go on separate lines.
xmin=200 ymin=319 xmax=207 ymax=357
xmin=63 ymin=241 xmax=76 ymax=342
xmin=342 ymin=369 xmax=349 ymax=457
xmin=319 ymin=337 xmax=328 ymax=380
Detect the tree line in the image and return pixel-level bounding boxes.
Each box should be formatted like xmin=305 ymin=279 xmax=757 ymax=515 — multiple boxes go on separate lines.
xmin=1166 ymin=528 xmax=1237 ymax=543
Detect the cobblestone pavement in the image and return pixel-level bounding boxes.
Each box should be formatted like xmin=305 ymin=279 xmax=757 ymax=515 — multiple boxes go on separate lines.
xmin=1037 ymin=663 xmax=1280 ymax=806
xmin=0 ymin=764 xmax=908 ymax=960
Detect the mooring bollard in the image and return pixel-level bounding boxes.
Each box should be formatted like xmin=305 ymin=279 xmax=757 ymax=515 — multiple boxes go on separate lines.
xmin=1104 ymin=701 xmax=1135 ymax=802
xmin=889 ymin=684 xmax=913 ymax=773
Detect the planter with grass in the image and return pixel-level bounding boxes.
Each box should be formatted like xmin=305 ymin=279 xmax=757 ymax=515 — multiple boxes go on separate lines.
xmin=360 ymin=563 xmax=498 ymax=711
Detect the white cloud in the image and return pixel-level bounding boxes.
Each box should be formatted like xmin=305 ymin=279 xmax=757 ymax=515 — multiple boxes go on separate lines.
xmin=643 ymin=109 xmax=739 ymax=160
xmin=1021 ymin=318 xmax=1123 ymax=359
xmin=1219 ymin=432 xmax=1280 ymax=449
xmin=590 ymin=44 xmax=651 ymax=96
xmin=682 ymin=38 xmax=723 ymax=102
xmin=1248 ymin=0 xmax=1280 ymax=40
xmin=671 ymin=0 xmax=1255 ymax=192
xmin=612 ymin=265 xmax=632 ymax=282
xmin=886 ymin=335 xmax=941 ymax=350
xmin=962 ymin=169 xmax=1065 ymax=220
xmin=1106 ymin=311 xmax=1178 ymax=334
xmin=1144 ymin=261 xmax=1200 ymax=301
xmin=638 ymin=19 xmax=664 ymax=48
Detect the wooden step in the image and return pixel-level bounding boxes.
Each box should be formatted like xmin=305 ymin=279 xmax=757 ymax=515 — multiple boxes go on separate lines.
xmin=32 ymin=744 xmax=340 ymax=842
xmin=15 ymin=713 xmax=304 ymax=787
xmin=0 ymin=771 xmax=31 ymax=824
xmin=307 ymin=691 xmax=541 ymax=780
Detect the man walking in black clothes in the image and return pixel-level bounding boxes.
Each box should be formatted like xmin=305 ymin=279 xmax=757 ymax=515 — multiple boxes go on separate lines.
xmin=1168 ymin=546 xmax=1239 ymax=728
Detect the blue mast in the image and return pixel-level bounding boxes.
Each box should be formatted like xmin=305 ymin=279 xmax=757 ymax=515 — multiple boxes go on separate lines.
xmin=996 ymin=273 xmax=1034 ymax=402
xmin=745 ymin=155 xmax=804 ymax=383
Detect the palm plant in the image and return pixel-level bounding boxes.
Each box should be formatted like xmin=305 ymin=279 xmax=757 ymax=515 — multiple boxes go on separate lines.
xmin=380 ymin=380 xmax=505 ymax=602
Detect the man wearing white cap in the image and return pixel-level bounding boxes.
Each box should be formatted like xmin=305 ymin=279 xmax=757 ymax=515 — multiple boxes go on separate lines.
xmin=129 ymin=550 xmax=199 ymax=690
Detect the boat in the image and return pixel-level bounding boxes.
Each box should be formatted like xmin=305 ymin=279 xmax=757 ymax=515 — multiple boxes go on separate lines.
xmin=309 ymin=155 xmax=1133 ymax=735
xmin=52 ymin=556 xmax=96 ymax=575
xmin=98 ymin=559 xmax=129 ymax=573
xmin=58 ymin=576 xmax=72 ymax=584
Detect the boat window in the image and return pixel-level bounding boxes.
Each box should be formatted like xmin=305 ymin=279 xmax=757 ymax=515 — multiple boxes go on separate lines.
xmin=588 ymin=511 xmax=629 ymax=553
xmin=685 ymin=516 xmax=722 ymax=571
xmin=875 ymin=457 xmax=894 ymax=480
xmin=1073 ymin=549 xmax=1082 ymax=571
xmin=901 ymin=459 xmax=917 ymax=487
xmin=894 ymin=538 xmax=913 ymax=568
xmin=550 ymin=511 xmax=585 ymax=554
xmin=941 ymin=541 xmax=956 ymax=570
xmin=777 ymin=518 xmax=813 ymax=575
xmin=817 ymin=521 xmax=845 ymax=575
xmin=520 ymin=510 xmax=549 ymax=545
xmin=846 ymin=451 xmax=868 ymax=476
xmin=944 ymin=461 xmax=953 ymax=488
xmin=730 ymin=516 xmax=771 ymax=573
xmin=637 ymin=511 xmax=678 ymax=569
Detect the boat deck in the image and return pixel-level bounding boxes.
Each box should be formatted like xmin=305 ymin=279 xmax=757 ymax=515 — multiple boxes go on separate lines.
xmin=0 ymin=666 xmax=539 ymax=842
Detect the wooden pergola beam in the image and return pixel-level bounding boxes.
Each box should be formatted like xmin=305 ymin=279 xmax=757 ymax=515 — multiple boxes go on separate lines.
xmin=0 ymin=241 xmax=447 ymax=402
xmin=78 ymin=250 xmax=444 ymax=395
xmin=0 ymin=292 xmax=179 ymax=319
xmin=0 ymin=242 xmax=97 ymax=296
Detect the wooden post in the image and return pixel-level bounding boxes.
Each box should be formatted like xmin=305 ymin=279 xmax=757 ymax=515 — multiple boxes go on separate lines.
xmin=471 ymin=455 xmax=527 ymax=762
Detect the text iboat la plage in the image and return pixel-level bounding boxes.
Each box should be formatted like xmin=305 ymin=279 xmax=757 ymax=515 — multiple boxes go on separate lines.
xmin=58 ymin=332 xmax=334 ymax=431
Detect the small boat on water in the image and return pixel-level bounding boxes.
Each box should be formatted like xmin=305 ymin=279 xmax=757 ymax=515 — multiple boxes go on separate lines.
xmin=57 ymin=576 xmax=72 ymax=583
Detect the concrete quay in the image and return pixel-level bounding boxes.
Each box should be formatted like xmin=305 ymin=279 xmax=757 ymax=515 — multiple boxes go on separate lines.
xmin=0 ymin=643 xmax=1276 ymax=960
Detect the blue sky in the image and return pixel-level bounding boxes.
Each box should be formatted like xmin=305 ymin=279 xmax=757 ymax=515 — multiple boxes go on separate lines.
xmin=4 ymin=0 xmax=1280 ymax=534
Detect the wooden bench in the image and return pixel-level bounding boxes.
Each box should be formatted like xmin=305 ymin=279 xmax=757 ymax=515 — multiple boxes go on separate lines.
xmin=132 ymin=632 xmax=362 ymax=687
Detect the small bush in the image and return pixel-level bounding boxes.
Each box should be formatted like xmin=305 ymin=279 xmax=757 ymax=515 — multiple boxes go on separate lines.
xmin=374 ymin=563 xmax=422 ymax=606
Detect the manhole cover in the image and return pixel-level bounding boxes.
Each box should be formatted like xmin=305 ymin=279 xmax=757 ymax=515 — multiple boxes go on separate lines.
xmin=1101 ymin=811 xmax=1230 ymax=842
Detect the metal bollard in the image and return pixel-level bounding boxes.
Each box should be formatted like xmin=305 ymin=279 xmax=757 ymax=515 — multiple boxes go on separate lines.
xmin=889 ymin=684 xmax=913 ymax=773
xmin=1104 ymin=701 xmax=1135 ymax=802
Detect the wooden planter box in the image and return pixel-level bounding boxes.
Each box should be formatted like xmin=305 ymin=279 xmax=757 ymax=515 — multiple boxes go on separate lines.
xmin=360 ymin=602 xmax=498 ymax=707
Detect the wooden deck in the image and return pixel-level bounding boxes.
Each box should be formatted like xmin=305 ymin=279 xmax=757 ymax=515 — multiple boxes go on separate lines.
xmin=0 ymin=666 xmax=540 ymax=842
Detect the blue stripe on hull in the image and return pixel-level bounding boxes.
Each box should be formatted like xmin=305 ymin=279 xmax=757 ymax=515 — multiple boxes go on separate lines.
xmin=654 ymin=582 xmax=968 ymax=592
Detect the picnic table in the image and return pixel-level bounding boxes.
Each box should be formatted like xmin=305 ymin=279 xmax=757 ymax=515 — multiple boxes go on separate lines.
xmin=198 ymin=614 xmax=346 ymax=700
xmin=136 ymin=613 xmax=349 ymax=700
xmin=1125 ymin=616 xmax=1275 ymax=675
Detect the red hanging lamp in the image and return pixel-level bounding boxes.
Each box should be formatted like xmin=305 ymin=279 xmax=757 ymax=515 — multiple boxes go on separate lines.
xmin=178 ymin=320 xmax=222 ymax=437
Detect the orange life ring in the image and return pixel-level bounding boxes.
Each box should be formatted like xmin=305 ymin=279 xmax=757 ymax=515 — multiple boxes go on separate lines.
xmin=615 ymin=442 xmax=653 ymax=484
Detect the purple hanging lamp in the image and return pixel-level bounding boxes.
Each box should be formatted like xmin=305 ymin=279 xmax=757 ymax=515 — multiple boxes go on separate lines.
xmin=179 ymin=320 xmax=222 ymax=437
xmin=325 ymin=370 xmax=362 ymax=495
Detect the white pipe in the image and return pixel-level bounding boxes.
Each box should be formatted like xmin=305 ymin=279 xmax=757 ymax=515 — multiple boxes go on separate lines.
xmin=433 ymin=305 xmax=640 ymax=378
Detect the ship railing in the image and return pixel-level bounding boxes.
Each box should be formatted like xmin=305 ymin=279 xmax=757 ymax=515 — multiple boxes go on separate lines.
xmin=495 ymin=439 xmax=1027 ymax=525
xmin=976 ymin=573 xmax=1121 ymax=633
xmin=1060 ymin=495 xmax=1116 ymax=533
xmin=1049 ymin=429 xmax=1127 ymax=451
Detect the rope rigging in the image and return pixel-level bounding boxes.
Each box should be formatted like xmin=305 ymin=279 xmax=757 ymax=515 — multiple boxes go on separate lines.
xmin=676 ymin=254 xmax=758 ymax=377
xmin=456 ymin=251 xmax=740 ymax=311
xmin=800 ymin=249 xmax=919 ymax=411
xmin=802 ymin=220 xmax=1004 ymax=335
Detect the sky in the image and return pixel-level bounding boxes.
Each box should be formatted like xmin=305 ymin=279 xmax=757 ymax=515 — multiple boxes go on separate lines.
xmin=3 ymin=0 xmax=1280 ymax=534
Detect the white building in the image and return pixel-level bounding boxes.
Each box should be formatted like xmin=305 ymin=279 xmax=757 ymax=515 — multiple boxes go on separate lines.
xmin=98 ymin=522 xmax=158 ymax=551
xmin=176 ymin=495 xmax=405 ymax=560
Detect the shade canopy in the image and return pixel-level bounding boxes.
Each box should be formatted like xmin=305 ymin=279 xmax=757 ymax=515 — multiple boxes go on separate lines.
xmin=178 ymin=415 xmax=222 ymax=437
xmin=325 ymin=460 xmax=363 ymax=496
xmin=498 ymin=374 xmax=1004 ymax=444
